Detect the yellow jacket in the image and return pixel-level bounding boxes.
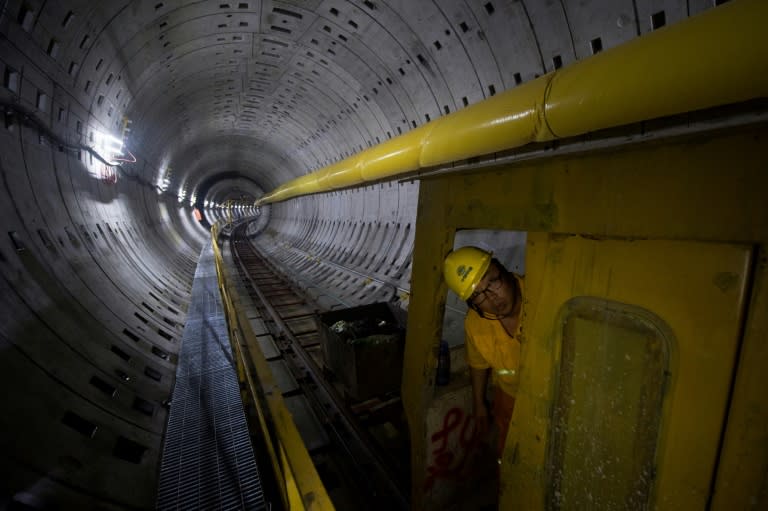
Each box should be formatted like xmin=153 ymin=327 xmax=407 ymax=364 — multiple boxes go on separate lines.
xmin=464 ymin=273 xmax=524 ymax=397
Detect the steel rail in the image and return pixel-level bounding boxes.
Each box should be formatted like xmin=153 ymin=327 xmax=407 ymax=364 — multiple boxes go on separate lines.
xmin=210 ymin=222 xmax=334 ymax=510
xmin=230 ymin=223 xmax=409 ymax=510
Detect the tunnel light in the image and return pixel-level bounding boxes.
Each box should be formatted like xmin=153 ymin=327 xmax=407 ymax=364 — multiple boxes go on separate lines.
xmin=156 ymin=159 xmax=174 ymax=194
xmin=103 ymin=133 xmax=124 ymax=152
xmin=92 ymin=131 xmax=123 ymax=155
xmin=92 ymin=129 xmax=126 ymax=163
xmin=85 ymin=128 xmax=128 ymax=183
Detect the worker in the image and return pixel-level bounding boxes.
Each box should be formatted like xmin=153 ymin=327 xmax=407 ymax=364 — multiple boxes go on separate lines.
xmin=443 ymin=246 xmax=523 ymax=462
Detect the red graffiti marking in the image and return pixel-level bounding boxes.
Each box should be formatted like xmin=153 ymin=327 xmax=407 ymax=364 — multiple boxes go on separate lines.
xmin=424 ymin=407 xmax=480 ymax=491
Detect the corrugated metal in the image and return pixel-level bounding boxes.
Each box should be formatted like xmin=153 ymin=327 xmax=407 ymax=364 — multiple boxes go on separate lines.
xmin=157 ymin=244 xmax=266 ymax=510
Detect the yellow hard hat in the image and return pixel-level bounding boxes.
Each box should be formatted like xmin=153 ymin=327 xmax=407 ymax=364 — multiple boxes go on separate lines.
xmin=443 ymin=246 xmax=492 ymax=301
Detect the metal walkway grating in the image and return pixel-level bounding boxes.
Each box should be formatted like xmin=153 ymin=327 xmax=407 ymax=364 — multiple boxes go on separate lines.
xmin=157 ymin=243 xmax=266 ymax=510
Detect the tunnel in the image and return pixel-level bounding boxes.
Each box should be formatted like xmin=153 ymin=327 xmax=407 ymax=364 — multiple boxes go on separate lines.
xmin=1 ymin=0 xmax=767 ymax=510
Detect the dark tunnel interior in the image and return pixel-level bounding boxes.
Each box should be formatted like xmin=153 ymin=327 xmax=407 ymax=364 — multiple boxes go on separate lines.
xmin=1 ymin=0 xmax=767 ymax=509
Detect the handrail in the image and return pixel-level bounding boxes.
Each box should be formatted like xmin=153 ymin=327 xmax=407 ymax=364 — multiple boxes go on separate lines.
xmin=210 ymin=221 xmax=335 ymax=510
xmin=255 ymin=0 xmax=767 ymax=205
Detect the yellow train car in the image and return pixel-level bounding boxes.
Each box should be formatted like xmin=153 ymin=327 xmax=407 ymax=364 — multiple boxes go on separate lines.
xmin=403 ymin=123 xmax=768 ymax=509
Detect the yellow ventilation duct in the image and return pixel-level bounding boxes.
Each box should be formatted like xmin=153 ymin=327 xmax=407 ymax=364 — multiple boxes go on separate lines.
xmin=256 ymin=0 xmax=767 ymax=206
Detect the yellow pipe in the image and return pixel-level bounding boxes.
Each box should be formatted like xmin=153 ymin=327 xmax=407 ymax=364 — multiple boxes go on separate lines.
xmin=544 ymin=0 xmax=768 ymax=137
xmin=360 ymin=123 xmax=436 ymax=180
xmin=256 ymin=0 xmax=767 ymax=206
xmin=316 ymin=156 xmax=363 ymax=190
xmin=420 ymin=75 xmax=554 ymax=166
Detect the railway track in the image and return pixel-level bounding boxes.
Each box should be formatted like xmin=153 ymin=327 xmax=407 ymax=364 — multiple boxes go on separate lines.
xmin=228 ymin=222 xmax=410 ymax=510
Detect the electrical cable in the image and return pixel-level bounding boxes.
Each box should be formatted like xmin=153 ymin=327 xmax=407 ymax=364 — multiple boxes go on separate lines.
xmin=1 ymin=100 xmax=160 ymax=190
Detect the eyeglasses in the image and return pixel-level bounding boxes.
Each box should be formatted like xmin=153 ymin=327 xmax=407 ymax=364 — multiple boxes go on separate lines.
xmin=470 ymin=271 xmax=504 ymax=305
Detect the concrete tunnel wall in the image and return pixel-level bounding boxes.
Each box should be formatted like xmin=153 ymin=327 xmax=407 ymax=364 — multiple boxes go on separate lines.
xmin=260 ymin=183 xmax=419 ymax=311
xmin=0 ymin=0 xmax=734 ymax=508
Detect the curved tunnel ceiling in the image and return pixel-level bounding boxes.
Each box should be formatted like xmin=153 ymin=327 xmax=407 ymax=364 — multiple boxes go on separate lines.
xmin=51 ymin=0 xmax=718 ymax=207
xmin=2 ymin=1 xmax=759 ymax=509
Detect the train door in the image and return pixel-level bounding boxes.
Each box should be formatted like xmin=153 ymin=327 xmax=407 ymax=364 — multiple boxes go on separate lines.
xmin=504 ymin=234 xmax=752 ymax=509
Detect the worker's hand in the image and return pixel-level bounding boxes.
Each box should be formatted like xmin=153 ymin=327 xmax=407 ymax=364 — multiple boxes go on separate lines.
xmin=473 ymin=402 xmax=490 ymax=436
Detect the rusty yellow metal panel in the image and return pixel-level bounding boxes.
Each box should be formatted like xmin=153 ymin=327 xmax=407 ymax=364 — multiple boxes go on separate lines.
xmin=443 ymin=128 xmax=768 ymax=242
xmin=711 ymin=244 xmax=768 ymax=511
xmin=503 ymin=234 xmax=751 ymax=509
xmin=404 ymin=187 xmax=458 ymax=509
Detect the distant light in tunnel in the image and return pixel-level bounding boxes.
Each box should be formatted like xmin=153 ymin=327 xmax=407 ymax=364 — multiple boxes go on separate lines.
xmin=157 ymin=160 xmax=172 ymax=193
xmin=177 ymin=183 xmax=188 ymax=204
